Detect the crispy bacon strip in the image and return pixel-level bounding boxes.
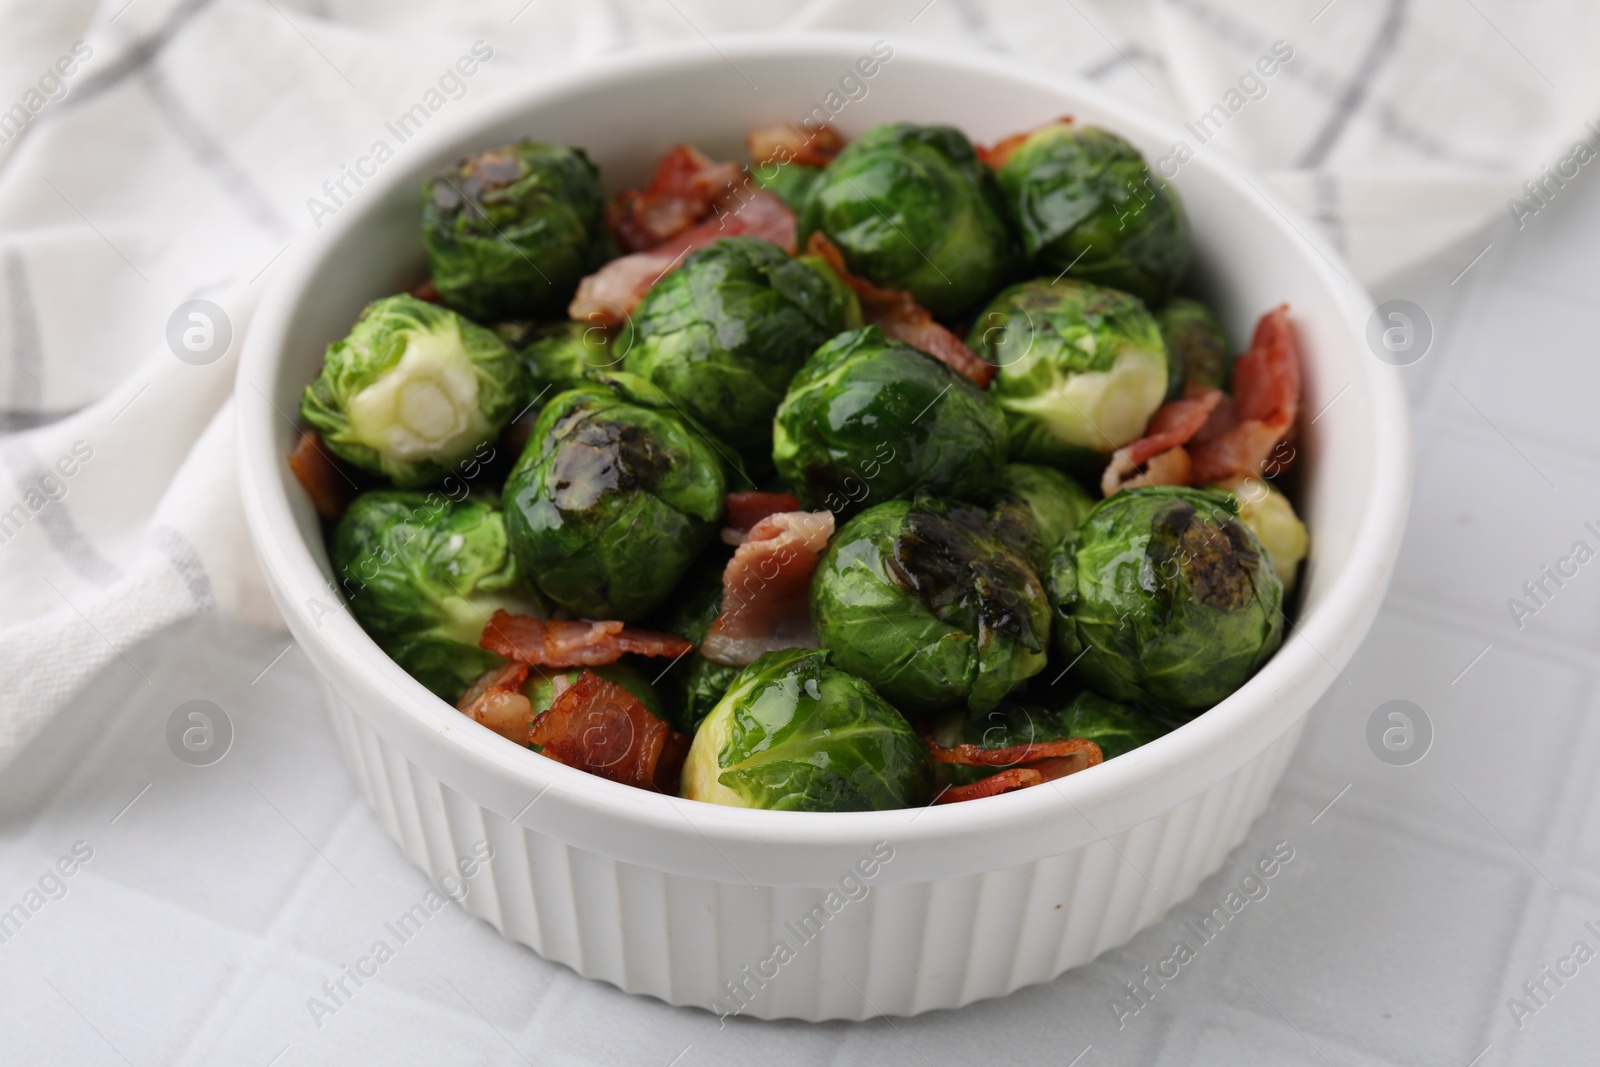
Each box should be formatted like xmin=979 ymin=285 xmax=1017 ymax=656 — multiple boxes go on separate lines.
xmin=408 ymin=278 xmax=441 ymax=303
xmin=532 ymin=670 xmax=688 ymax=792
xmin=747 ymin=122 xmax=844 ymax=168
xmin=571 ymin=190 xmax=797 ymax=329
xmin=723 ymin=491 xmax=803 ymax=544
xmin=608 ymin=145 xmax=745 ymax=253
xmin=480 ymin=610 xmax=691 ymax=668
xmin=456 ymin=662 xmax=533 ymax=743
xmin=929 ymin=736 xmax=1103 ymax=804
xmin=938 ymin=768 xmax=1044 ymax=803
xmin=702 ymin=510 xmax=835 ymax=666
xmin=978 ymin=115 xmax=1072 ymax=169
xmin=1101 ymin=387 xmax=1224 ymax=496
xmin=805 ymin=233 xmax=996 ymax=388
xmin=287 ymin=428 xmax=356 ymax=520
xmin=1189 ymin=306 xmax=1301 ymax=483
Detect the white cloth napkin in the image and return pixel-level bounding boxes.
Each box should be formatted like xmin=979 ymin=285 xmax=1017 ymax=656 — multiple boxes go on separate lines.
xmin=0 ymin=0 xmax=1590 ymax=767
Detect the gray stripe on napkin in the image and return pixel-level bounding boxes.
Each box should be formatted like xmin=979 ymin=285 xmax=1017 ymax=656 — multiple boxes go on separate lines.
xmin=4 ymin=251 xmax=42 ymax=420
xmin=151 ymin=523 xmax=215 ymax=611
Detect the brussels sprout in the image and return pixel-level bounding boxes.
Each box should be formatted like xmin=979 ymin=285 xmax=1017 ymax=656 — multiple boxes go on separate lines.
xmin=300 ymin=295 xmax=527 ymax=488
xmin=772 ymin=327 xmax=1008 ymax=516
xmin=519 ymin=320 xmax=629 ymax=394
xmin=811 ymin=499 xmax=1050 ymax=714
xmin=798 ymin=123 xmax=1015 ymax=318
xmin=991 ymin=463 xmax=1095 ymax=568
xmin=929 ymin=689 xmax=1168 ymax=785
xmin=995 ymin=124 xmax=1190 ymax=304
xmin=750 ymin=160 xmax=822 ymax=210
xmin=622 ymin=237 xmax=860 ymax=452
xmin=653 ymin=551 xmax=743 ymax=735
xmin=1217 ymin=477 xmax=1309 ymax=596
xmin=331 ymin=491 xmax=542 ymax=700
xmin=1046 ymin=486 xmax=1283 ymax=715
xmin=503 ymin=376 xmax=727 ymax=620
xmin=422 ymin=140 xmax=607 ymax=321
xmin=969 ymin=279 xmax=1168 ymax=465
xmin=682 ymin=647 xmax=931 ymax=811
xmin=1157 ymin=297 xmax=1232 ymax=398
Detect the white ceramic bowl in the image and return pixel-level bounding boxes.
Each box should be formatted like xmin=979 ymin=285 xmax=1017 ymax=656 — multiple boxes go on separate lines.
xmin=237 ymin=35 xmax=1409 ymax=1021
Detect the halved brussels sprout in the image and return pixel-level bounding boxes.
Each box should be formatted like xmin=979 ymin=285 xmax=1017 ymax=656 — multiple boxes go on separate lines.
xmin=682 ymin=647 xmax=931 ymax=811
xmin=652 ymin=551 xmax=743 ymax=735
xmin=772 ymin=326 xmax=1008 ymax=516
xmin=995 ymin=124 xmax=1190 ymax=304
xmin=929 ymin=689 xmax=1169 ymax=785
xmin=811 ymin=498 xmax=1050 ymax=714
xmin=332 ymin=491 xmax=542 ymax=700
xmin=969 ymin=279 xmax=1168 ymax=466
xmin=622 ymin=236 xmax=860 ymax=452
xmin=422 ymin=140 xmax=607 ymax=321
xmin=1217 ymin=476 xmax=1309 ymax=596
xmin=1046 ymin=486 xmax=1283 ymax=715
xmin=1157 ymin=297 xmax=1232 ymax=398
xmin=798 ymin=123 xmax=1015 ymax=318
xmin=992 ymin=463 xmax=1095 ymax=568
xmin=300 ymin=294 xmax=526 ymax=488
xmin=503 ymin=375 xmax=726 ymax=620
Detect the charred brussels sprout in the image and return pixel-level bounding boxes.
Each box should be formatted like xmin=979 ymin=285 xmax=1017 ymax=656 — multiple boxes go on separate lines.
xmin=332 ymin=491 xmax=542 ymax=701
xmin=622 ymin=237 xmax=860 ymax=452
xmin=799 ymin=123 xmax=1015 ymax=318
xmin=811 ymin=499 xmax=1050 ymax=714
xmin=682 ymin=647 xmax=931 ymax=811
xmin=301 ymin=294 xmax=526 ymax=488
xmin=929 ymin=690 xmax=1168 ymax=785
xmin=995 ymin=124 xmax=1190 ymax=304
xmin=1046 ymin=486 xmax=1283 ymax=715
xmin=970 ymin=279 xmax=1168 ymax=465
xmin=503 ymin=376 xmax=726 ymax=620
xmin=992 ymin=463 xmax=1095 ymax=568
xmin=772 ymin=327 xmax=1008 ymax=516
xmin=1157 ymin=297 xmax=1232 ymax=398
xmin=422 ymin=140 xmax=606 ymax=321
xmin=654 ymin=552 xmax=743 ymax=735
xmin=1217 ymin=477 xmax=1309 ymax=596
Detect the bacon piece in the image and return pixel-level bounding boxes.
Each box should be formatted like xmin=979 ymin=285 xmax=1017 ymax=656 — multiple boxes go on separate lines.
xmin=1189 ymin=306 xmax=1301 ymax=483
xmin=1101 ymin=387 xmax=1223 ymax=496
xmin=702 ymin=510 xmax=835 ymax=666
xmin=978 ymin=116 xmax=1073 ymax=169
xmin=938 ymin=768 xmax=1043 ymax=803
xmin=747 ymin=122 xmax=844 ymax=168
xmin=531 ymin=670 xmax=688 ymax=792
xmin=608 ymin=145 xmax=745 ymax=254
xmin=480 ymin=610 xmax=691 ymax=668
xmin=805 ymin=233 xmax=996 ymax=388
xmin=929 ymin=736 xmax=1103 ymax=804
xmin=723 ymin=491 xmax=802 ymax=544
xmin=571 ymin=190 xmax=797 ymax=329
xmin=287 ymin=428 xmax=356 ymax=520
xmin=407 ymin=278 xmax=441 ymax=303
xmin=456 ymin=662 xmax=534 ymax=743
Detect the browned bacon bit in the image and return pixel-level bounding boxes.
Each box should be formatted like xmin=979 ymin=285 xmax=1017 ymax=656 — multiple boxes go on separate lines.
xmin=407 ymin=278 xmax=441 ymax=303
xmin=571 ymin=190 xmax=797 ymax=329
xmin=531 ymin=670 xmax=689 ymax=792
xmin=702 ymin=510 xmax=835 ymax=666
xmin=1189 ymin=306 xmax=1300 ymax=484
xmin=938 ymin=768 xmax=1043 ymax=803
xmin=747 ymin=122 xmax=845 ymax=169
xmin=805 ymin=233 xmax=996 ymax=388
xmin=288 ymin=428 xmax=357 ymax=520
xmin=977 ymin=115 xmax=1072 ymax=169
xmin=928 ymin=736 xmax=1103 ymax=804
xmin=480 ymin=610 xmax=692 ymax=668
xmin=723 ymin=491 xmax=802 ymax=544
xmin=456 ymin=662 xmax=533 ymax=743
xmin=1101 ymin=387 xmax=1224 ymax=496
xmin=608 ymin=145 xmax=745 ymax=254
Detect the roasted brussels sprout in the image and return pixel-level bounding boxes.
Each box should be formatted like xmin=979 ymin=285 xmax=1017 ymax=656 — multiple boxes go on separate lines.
xmin=1157 ymin=297 xmax=1232 ymax=398
xmin=422 ymin=140 xmax=607 ymax=321
xmin=682 ymin=647 xmax=931 ymax=811
xmin=969 ymin=279 xmax=1168 ymax=466
xmin=1217 ymin=476 xmax=1309 ymax=596
xmin=811 ymin=499 xmax=1050 ymax=714
xmin=331 ymin=491 xmax=542 ymax=700
xmin=929 ymin=689 xmax=1168 ymax=785
xmin=503 ymin=375 xmax=726 ymax=620
xmin=799 ymin=123 xmax=1015 ymax=318
xmin=992 ymin=463 xmax=1095 ymax=568
xmin=654 ymin=551 xmax=743 ymax=735
xmin=994 ymin=124 xmax=1190 ymax=304
xmin=1046 ymin=486 xmax=1283 ymax=715
xmin=519 ymin=319 xmax=628 ymax=393
xmin=750 ymin=160 xmax=823 ymax=210
xmin=622 ymin=237 xmax=860 ymax=452
xmin=300 ymin=294 xmax=527 ymax=488
xmin=772 ymin=326 xmax=1008 ymax=516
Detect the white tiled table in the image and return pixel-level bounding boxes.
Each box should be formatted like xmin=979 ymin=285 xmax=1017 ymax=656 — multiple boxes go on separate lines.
xmin=2 ymin=184 xmax=1597 ymax=1067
